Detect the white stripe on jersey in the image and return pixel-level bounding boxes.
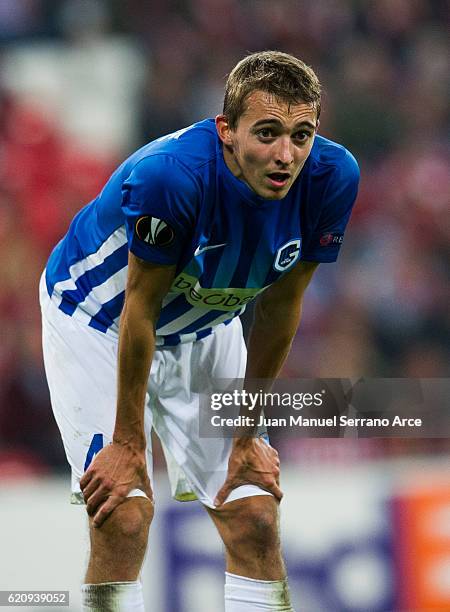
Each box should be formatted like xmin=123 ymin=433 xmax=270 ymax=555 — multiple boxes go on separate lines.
xmin=107 ymin=320 xmax=120 ymax=336
xmin=156 ymin=303 xmax=213 ymax=335
xmin=74 ymin=266 xmax=128 ymax=319
xmin=109 ymin=284 xmax=181 ymax=336
xmin=52 ymin=226 xmax=127 ymax=298
xmin=156 ymin=303 xmax=243 ymax=336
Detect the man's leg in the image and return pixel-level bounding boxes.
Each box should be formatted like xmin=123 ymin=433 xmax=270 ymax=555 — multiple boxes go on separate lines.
xmin=207 ymin=495 xmax=294 ymax=611
xmin=40 ymin=282 xmax=155 ymax=611
xmin=82 ymin=497 xmax=153 ymax=611
xmin=85 ymin=497 xmax=153 ymax=582
xmin=150 ymin=320 xmax=292 ymax=609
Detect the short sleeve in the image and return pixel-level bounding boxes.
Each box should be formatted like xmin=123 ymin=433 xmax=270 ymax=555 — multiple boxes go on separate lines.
xmin=121 ymin=154 xmax=198 ymax=265
xmin=301 ymin=151 xmax=360 ymax=263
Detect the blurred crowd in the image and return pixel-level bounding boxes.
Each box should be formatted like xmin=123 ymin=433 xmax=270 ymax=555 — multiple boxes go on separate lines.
xmin=0 ymin=0 xmax=448 ymax=473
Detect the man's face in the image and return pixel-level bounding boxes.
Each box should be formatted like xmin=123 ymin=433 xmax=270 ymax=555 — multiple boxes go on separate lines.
xmin=217 ymin=90 xmax=318 ymax=200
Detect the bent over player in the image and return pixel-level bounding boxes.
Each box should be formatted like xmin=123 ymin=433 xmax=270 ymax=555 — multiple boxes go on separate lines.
xmin=40 ymin=51 xmax=359 ymax=611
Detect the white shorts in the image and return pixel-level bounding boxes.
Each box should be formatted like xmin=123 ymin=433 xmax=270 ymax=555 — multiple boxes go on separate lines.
xmin=40 ymin=273 xmax=271 ymax=508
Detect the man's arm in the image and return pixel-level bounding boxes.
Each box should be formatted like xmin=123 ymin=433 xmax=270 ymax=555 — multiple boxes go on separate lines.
xmin=246 ymin=260 xmax=319 ymax=380
xmin=214 ymin=261 xmax=319 ymax=506
xmin=80 ymin=252 xmax=175 ymax=527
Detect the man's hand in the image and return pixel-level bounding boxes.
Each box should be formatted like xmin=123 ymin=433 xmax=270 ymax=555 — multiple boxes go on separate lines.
xmin=80 ymin=441 xmax=153 ymax=528
xmin=214 ymin=437 xmax=283 ymax=507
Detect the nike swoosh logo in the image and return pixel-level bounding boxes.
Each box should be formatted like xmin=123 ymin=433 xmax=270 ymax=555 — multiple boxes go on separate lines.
xmin=194 ymin=243 xmax=227 ymax=256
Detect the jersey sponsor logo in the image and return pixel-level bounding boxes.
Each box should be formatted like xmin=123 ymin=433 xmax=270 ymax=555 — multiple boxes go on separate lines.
xmin=194 ymin=242 xmax=227 ymax=257
xmin=274 ymin=239 xmax=301 ymax=272
xmin=171 ymin=272 xmax=266 ymax=311
xmin=135 ymin=215 xmax=175 ymax=247
xmin=319 ymin=232 xmax=344 ymax=246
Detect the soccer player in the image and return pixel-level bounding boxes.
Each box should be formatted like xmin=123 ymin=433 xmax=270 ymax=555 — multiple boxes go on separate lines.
xmin=40 ymin=51 xmax=359 ymax=611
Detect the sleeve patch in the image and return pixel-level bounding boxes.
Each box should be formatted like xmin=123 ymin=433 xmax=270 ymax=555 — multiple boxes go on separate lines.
xmin=319 ymin=232 xmax=344 ymax=247
xmin=135 ymin=215 xmax=175 ymax=247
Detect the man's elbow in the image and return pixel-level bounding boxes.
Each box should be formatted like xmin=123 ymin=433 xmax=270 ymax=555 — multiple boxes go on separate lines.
xmin=254 ymin=297 xmax=302 ymax=329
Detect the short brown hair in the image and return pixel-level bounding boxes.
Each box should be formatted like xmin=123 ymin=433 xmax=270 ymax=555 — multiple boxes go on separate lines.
xmin=223 ymin=51 xmax=321 ymax=129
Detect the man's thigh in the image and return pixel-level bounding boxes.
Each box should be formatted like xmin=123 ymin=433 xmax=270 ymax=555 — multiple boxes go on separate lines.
xmin=40 ymin=282 xmax=153 ymax=502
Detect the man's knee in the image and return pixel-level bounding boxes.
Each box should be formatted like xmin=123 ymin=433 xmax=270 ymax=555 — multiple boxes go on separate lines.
xmin=215 ymin=497 xmax=280 ymax=557
xmin=90 ymin=497 xmax=154 ymax=542
xmin=86 ymin=498 xmax=153 ymax=583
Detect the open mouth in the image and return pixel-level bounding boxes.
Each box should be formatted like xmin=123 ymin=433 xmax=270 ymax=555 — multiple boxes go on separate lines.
xmin=267 ymin=172 xmax=290 ymax=188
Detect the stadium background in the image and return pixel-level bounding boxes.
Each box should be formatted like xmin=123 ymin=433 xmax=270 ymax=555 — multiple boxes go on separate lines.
xmin=0 ymin=1 xmax=448 ymax=611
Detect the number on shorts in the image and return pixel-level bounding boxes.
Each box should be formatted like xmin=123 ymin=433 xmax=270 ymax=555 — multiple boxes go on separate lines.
xmin=84 ymin=433 xmax=104 ymax=471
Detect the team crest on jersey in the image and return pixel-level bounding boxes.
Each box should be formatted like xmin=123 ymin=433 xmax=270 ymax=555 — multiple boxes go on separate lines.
xmin=274 ymin=239 xmax=301 ymax=272
xmin=135 ymin=215 xmax=175 ymax=247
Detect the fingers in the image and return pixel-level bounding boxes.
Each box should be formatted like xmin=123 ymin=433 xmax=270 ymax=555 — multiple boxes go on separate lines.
xmin=79 ymin=468 xmax=92 ymax=490
xmin=80 ymin=475 xmax=102 ymax=502
xmin=246 ymin=467 xmax=283 ymax=503
xmin=84 ymin=477 xmax=153 ymax=523
xmin=85 ymin=484 xmax=112 ymax=517
xmin=261 ymin=440 xmax=280 ymax=464
xmin=268 ymin=481 xmax=283 ymax=502
xmin=80 ymin=469 xmax=114 ymax=515
xmin=214 ymin=437 xmax=283 ymax=507
xmin=81 ymin=471 xmax=153 ymax=518
xmin=92 ymin=495 xmax=125 ymax=528
xmin=214 ymin=481 xmax=236 ymax=507
xmin=214 ymin=476 xmax=283 ymax=508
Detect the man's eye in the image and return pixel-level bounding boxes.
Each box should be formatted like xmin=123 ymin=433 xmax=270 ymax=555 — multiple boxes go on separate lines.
xmin=257 ymin=128 xmax=273 ymax=138
xmin=294 ymin=131 xmax=311 ymax=142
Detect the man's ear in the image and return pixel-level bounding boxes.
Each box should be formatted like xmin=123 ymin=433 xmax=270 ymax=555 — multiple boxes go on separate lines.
xmin=215 ymin=115 xmax=234 ymax=146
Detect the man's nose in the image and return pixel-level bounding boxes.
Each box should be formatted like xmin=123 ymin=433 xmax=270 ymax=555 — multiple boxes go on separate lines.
xmin=276 ymin=137 xmax=294 ymax=165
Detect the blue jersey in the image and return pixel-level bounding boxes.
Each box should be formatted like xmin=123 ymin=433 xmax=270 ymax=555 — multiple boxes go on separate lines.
xmin=45 ymin=119 xmax=359 ymax=346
